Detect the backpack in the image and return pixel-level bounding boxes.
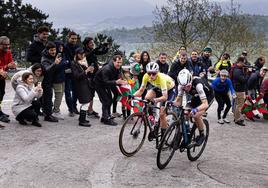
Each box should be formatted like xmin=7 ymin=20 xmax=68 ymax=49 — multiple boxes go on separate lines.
xmin=191 ymin=77 xmax=213 ymax=98
xmin=229 ymin=64 xmax=236 ymax=81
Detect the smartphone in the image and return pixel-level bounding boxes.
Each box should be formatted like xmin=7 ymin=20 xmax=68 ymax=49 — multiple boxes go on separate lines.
xmin=57 ymin=53 xmax=62 ymax=58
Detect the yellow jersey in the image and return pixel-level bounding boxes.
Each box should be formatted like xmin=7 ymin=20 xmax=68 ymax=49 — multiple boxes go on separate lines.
xmin=141 ymin=73 xmax=175 ymax=91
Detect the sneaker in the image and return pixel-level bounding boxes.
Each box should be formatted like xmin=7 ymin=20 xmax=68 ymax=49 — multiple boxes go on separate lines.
xmin=44 ymin=115 xmax=58 ymax=122
xmin=217 ymin=119 xmax=224 ymax=124
xmin=235 ymin=120 xmax=245 ymax=126
xmin=52 ymin=112 xmax=64 ymax=120
xmin=0 ymin=115 xmax=10 ymax=123
xmin=195 ymin=134 xmax=205 ymax=146
xmin=73 ymin=108 xmax=79 ymax=115
xmin=16 ymin=117 xmax=27 ymax=125
xmin=102 ymin=118 xmax=117 ymax=126
xmin=223 ymin=118 xmax=230 ymax=123
xmin=32 ymin=121 xmax=42 ymax=127
xmin=112 ymin=112 xmax=121 ymax=118
xmin=87 ymin=111 xmax=100 ymax=118
xmin=68 ymin=112 xmax=75 ymax=117
xmin=0 ymin=111 xmax=9 ymax=117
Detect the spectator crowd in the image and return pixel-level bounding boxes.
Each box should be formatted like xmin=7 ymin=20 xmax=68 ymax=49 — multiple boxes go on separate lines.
xmin=0 ymin=25 xmax=268 ymax=129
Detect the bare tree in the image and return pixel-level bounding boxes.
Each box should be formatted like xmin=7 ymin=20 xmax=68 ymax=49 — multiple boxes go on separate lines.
xmin=211 ymin=0 xmax=265 ymax=60
xmin=153 ymin=0 xmax=221 ymax=51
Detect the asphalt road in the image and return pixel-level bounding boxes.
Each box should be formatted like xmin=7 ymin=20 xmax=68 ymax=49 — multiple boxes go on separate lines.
xmin=0 ymin=81 xmax=267 ymax=188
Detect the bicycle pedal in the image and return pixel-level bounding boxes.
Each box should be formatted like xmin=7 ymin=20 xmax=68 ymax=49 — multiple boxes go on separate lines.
xmin=186 ymin=142 xmax=197 ymax=149
xmin=179 ymin=147 xmax=186 ymax=152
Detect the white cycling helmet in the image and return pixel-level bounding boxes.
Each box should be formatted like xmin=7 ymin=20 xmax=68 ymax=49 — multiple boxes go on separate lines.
xmin=146 ymin=62 xmax=159 ymax=72
xmin=177 ymin=69 xmax=192 ymax=86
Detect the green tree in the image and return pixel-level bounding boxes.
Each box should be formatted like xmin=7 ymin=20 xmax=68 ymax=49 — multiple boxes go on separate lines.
xmin=93 ymin=33 xmax=122 ymax=63
xmin=211 ymin=0 xmax=265 ymax=60
xmin=58 ymin=27 xmax=71 ymax=43
xmin=0 ymin=0 xmax=56 ymax=59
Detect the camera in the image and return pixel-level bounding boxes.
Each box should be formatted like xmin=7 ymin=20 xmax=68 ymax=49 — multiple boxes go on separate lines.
xmin=243 ymin=65 xmax=256 ymax=73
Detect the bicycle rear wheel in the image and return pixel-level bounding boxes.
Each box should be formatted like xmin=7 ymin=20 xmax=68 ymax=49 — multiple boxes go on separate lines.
xmin=119 ymin=112 xmax=147 ymax=157
xmin=187 ymin=119 xmax=209 ymax=161
xmin=157 ymin=120 xmax=181 ymax=169
xmin=155 ymin=111 xmax=177 ymax=149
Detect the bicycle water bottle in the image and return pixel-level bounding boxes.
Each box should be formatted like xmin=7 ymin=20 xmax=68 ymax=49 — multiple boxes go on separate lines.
xmin=183 ymin=120 xmax=190 ymax=145
xmin=185 ymin=120 xmax=190 ymax=144
xmin=148 ymin=115 xmax=155 ymax=128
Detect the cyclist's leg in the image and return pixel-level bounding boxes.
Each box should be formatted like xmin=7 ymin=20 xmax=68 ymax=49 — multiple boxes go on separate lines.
xmin=159 ymin=106 xmax=167 ymax=128
xmin=159 ymin=87 xmax=176 ymax=129
xmin=193 ymin=111 xmax=205 ymax=130
xmin=144 ymin=89 xmax=156 ymax=100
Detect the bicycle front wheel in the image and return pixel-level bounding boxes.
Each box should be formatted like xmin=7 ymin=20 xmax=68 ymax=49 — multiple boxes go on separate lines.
xmin=187 ymin=119 xmax=209 ymax=161
xmin=157 ymin=120 xmax=181 ymax=169
xmin=155 ymin=111 xmax=177 ymax=149
xmin=119 ymin=112 xmax=147 ymax=157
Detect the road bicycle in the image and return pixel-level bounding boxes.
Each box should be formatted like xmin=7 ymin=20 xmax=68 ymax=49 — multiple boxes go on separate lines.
xmin=157 ymin=105 xmax=209 ymax=169
xmin=119 ymin=97 xmax=177 ymax=157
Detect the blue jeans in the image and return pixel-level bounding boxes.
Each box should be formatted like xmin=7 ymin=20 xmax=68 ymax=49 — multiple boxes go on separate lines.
xmin=65 ymin=76 xmax=77 ymax=113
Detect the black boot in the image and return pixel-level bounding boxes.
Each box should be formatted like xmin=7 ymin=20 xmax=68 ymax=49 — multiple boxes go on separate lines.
xmin=16 ymin=117 xmax=27 ymax=125
xmin=79 ymin=110 xmax=91 ymax=127
xmin=32 ymin=121 xmax=42 ymax=127
xmin=122 ymin=108 xmax=126 ymax=120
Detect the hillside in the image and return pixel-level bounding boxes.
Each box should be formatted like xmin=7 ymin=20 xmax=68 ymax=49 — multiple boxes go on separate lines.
xmin=94 ymin=15 xmax=268 ymax=44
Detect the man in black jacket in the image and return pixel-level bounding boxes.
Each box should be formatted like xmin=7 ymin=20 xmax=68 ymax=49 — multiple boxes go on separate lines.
xmin=189 ymin=50 xmax=205 ymax=76
xmin=200 ymin=47 xmax=213 ymax=79
xmin=232 ymin=57 xmax=249 ymax=126
xmin=64 ymin=32 xmax=80 ymax=116
xmin=41 ymin=42 xmax=61 ymax=122
xmin=83 ymin=37 xmax=110 ymax=118
xmin=168 ymin=52 xmax=193 ymax=87
xmin=94 ymin=55 xmax=127 ymax=125
xmin=254 ymin=56 xmax=265 ymax=71
xmin=156 ymin=52 xmax=169 ymax=74
xmin=27 ymin=26 xmax=49 ymax=65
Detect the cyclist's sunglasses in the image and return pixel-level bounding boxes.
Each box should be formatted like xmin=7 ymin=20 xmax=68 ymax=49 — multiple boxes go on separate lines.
xmin=148 ymin=72 xmax=157 ymax=76
xmin=182 ymin=84 xmax=192 ymax=90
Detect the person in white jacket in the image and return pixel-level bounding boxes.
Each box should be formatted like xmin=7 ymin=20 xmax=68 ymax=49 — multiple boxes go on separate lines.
xmin=11 ymin=63 xmax=43 ymax=90
xmin=12 ymin=72 xmax=43 ymax=127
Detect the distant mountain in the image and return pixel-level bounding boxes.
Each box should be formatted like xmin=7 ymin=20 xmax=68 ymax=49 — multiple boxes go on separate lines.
xmin=89 ymin=15 xmax=154 ymax=31
xmin=86 ymin=15 xmax=268 ymax=44
xmin=70 ymin=15 xmax=154 ymax=33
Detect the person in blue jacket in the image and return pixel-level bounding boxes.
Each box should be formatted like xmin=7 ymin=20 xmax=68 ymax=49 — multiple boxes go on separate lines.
xmin=211 ymin=69 xmax=236 ymax=124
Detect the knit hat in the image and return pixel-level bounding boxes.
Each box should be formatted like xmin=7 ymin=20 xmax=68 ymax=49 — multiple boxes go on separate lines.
xmin=203 ymin=47 xmax=212 ymax=53
xmin=220 ymin=69 xmax=229 ymax=76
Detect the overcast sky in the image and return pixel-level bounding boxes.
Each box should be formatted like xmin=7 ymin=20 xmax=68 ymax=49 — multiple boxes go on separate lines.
xmin=22 ymin=0 xmax=267 ymax=28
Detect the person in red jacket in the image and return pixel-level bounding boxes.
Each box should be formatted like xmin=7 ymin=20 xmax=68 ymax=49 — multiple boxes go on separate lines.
xmin=0 ymin=36 xmax=16 ymax=126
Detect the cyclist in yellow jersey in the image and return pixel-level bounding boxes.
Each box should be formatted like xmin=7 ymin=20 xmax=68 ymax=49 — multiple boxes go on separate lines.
xmin=134 ymin=62 xmax=176 ymax=136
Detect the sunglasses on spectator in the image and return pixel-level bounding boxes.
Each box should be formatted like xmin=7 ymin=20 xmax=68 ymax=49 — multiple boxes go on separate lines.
xmin=148 ymin=72 xmax=157 ymax=76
